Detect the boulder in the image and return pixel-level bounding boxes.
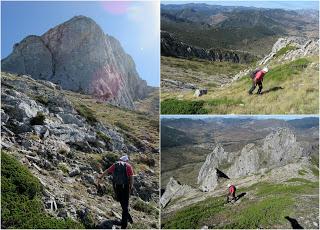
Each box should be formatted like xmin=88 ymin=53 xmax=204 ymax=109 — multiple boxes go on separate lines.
xmin=194 ymin=89 xmax=208 ymax=97
xmin=69 ymin=168 xmax=81 ymax=177
xmin=160 ymin=177 xmax=193 ymax=208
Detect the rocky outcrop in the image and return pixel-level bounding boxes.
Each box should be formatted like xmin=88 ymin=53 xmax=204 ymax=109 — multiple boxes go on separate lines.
xmin=198 ymin=128 xmax=305 ymax=191
xmin=2 ymin=16 xmax=150 ymax=109
xmin=161 ymin=31 xmax=256 ymax=64
xmin=160 ymin=177 xmax=193 ymax=207
xmin=197 ymin=144 xmax=236 ymax=191
xmin=161 ymin=78 xmax=197 ymax=90
xmin=259 ymin=37 xmax=319 ymax=65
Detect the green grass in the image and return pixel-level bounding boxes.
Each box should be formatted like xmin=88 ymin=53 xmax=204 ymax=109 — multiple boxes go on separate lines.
xmin=298 ymin=169 xmax=307 ymax=176
xmin=267 ymin=58 xmax=310 ymax=83
xmin=74 ymin=104 xmax=98 ymax=125
xmin=162 ymin=196 xmax=226 ymax=229
xmin=115 ymin=121 xmax=131 ymax=131
xmin=206 ymin=98 xmax=244 ymax=106
xmin=275 ymin=45 xmax=297 ymax=58
xmin=311 ymin=166 xmax=319 ymax=177
xmin=224 ymin=196 xmax=292 ymax=229
xmin=96 ymin=131 xmax=111 ymax=144
xmin=161 ymin=99 xmax=208 ymax=114
xmin=162 ymin=56 xmax=249 ymax=76
xmin=163 ymin=180 xmax=319 ymax=229
xmin=1 ymin=151 xmax=84 ymax=229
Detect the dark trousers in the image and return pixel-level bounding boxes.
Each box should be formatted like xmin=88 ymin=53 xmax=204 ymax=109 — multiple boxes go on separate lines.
xmin=114 ymin=184 xmax=132 ymax=229
xmin=226 ymin=192 xmax=236 ymax=203
xmin=248 ymin=79 xmax=263 ymax=94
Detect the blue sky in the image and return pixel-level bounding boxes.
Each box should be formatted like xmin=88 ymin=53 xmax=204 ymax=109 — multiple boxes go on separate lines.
xmin=161 ymin=115 xmax=319 ymax=120
xmin=1 ymin=1 xmax=160 ymax=87
xmin=162 ymin=1 xmax=319 ymax=10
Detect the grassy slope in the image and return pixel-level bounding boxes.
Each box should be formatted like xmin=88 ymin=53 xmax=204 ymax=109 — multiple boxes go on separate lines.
xmin=64 ymin=91 xmax=159 ymax=150
xmin=162 ymin=178 xmax=319 ymax=229
xmin=161 ymin=56 xmax=319 ymax=114
xmin=161 ymin=56 xmax=249 ymax=90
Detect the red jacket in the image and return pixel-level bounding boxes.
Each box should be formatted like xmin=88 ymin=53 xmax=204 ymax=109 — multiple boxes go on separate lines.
xmin=229 ymin=185 xmax=236 ymax=194
xmin=255 ymin=70 xmax=266 ymax=81
xmin=107 ymin=161 xmax=134 ymax=177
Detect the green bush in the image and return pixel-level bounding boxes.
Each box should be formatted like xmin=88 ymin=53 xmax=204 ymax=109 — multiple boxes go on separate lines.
xmin=33 ymin=95 xmax=49 ymax=106
xmin=161 ymin=99 xmax=208 ymax=114
xmin=132 ymin=198 xmax=159 ymax=216
xmin=30 ymin=112 xmax=46 ymax=126
xmin=1 ymin=151 xmax=84 ymax=229
xmin=74 ymin=104 xmax=98 ymax=125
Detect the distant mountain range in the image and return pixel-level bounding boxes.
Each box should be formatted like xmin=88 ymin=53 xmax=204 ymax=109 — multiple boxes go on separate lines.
xmin=161 ymin=117 xmax=319 ymax=149
xmin=161 ymin=3 xmax=319 ymax=56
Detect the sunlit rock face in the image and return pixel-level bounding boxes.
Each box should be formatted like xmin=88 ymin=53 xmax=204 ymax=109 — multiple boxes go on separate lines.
xmin=2 ymin=16 xmax=149 ymax=109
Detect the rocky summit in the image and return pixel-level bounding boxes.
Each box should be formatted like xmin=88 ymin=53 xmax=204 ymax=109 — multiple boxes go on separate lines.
xmin=197 ymin=128 xmax=307 ymax=191
xmin=2 ymin=16 xmax=150 ymax=109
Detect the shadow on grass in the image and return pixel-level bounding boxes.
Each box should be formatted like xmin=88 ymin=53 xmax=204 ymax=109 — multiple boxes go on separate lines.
xmin=285 ymin=216 xmax=303 ymax=229
xmin=262 ymin=86 xmax=284 ymax=94
xmin=96 ymin=219 xmax=122 ymax=229
xmin=236 ymin=192 xmax=247 ymax=201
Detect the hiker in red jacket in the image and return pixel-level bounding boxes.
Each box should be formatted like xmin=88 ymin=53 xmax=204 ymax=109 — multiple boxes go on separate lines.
xmin=97 ymin=155 xmax=134 ymax=229
xmin=226 ymin=184 xmax=236 ymax=203
xmin=248 ymin=67 xmax=269 ymax=95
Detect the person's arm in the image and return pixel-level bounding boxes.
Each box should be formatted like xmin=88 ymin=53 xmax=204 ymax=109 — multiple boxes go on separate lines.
xmin=97 ymin=164 xmax=114 ymax=182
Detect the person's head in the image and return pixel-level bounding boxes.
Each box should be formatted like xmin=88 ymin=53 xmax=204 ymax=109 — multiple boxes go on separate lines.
xmin=120 ymin=155 xmax=129 ymax=162
xmin=227 ymin=184 xmax=231 ymax=188
xmin=262 ymin=67 xmax=269 ymax=73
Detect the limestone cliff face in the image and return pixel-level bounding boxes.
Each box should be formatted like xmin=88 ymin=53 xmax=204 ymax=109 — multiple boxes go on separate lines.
xmin=2 ymin=16 xmax=149 ymax=109
xmin=198 ymin=128 xmax=305 ymax=191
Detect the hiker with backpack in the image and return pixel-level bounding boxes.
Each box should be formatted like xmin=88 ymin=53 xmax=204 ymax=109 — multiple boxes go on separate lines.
xmin=226 ymin=184 xmax=236 ymax=203
xmin=97 ymin=155 xmax=134 ymax=229
xmin=248 ymin=67 xmax=269 ymax=95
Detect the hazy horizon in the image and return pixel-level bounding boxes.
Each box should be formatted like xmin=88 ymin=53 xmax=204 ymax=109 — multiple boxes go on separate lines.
xmin=161 ymin=1 xmax=319 ymax=10
xmin=161 ymin=115 xmax=319 ymax=121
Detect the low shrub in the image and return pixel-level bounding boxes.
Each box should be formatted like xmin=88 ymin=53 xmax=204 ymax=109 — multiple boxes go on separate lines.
xmin=161 ymin=99 xmax=208 ymax=114
xmin=1 ymin=151 xmax=84 ymax=229
xmin=30 ymin=112 xmax=46 ymax=126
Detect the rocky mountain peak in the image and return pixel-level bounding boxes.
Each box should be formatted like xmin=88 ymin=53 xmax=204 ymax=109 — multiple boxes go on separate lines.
xmin=198 ymin=128 xmax=305 ymax=191
xmin=2 ymin=16 xmax=149 ymax=109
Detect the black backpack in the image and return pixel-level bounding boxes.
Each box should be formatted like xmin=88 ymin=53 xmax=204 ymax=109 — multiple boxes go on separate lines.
xmin=250 ymin=69 xmax=260 ymax=79
xmin=113 ymin=162 xmax=128 ymax=185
